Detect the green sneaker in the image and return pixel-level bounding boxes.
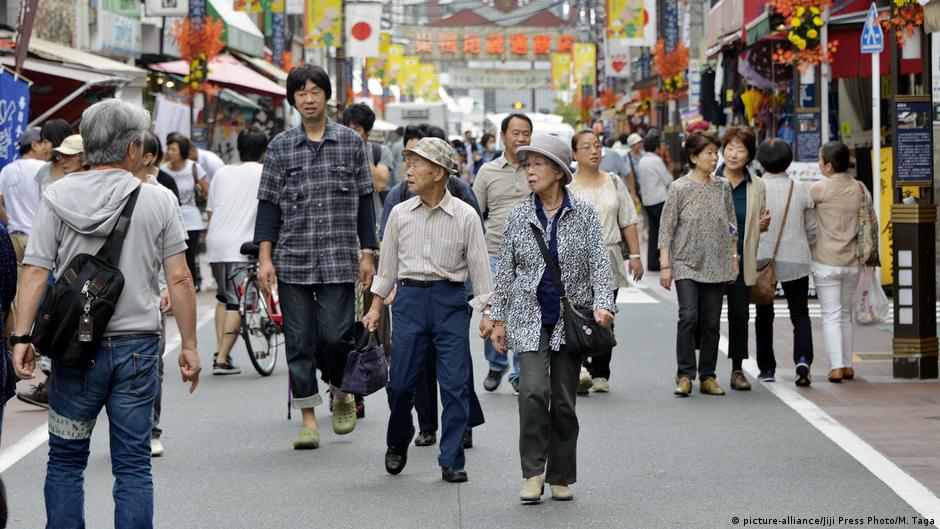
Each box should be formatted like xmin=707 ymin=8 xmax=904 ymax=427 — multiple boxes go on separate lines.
xmin=332 ymin=397 xmax=357 ymax=435
xmin=293 ymin=427 xmax=320 ymax=450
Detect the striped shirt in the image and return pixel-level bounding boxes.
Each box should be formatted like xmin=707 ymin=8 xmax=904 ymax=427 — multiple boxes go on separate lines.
xmin=372 ymin=191 xmax=493 ymax=311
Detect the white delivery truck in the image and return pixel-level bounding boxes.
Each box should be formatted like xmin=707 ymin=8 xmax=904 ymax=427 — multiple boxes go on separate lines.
xmin=485 ymin=113 xmax=576 ymax=150
xmin=385 ymin=102 xmax=448 ymax=131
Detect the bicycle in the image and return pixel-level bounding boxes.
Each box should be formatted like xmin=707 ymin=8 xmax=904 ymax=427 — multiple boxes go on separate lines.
xmin=228 ymin=242 xmax=285 ymax=377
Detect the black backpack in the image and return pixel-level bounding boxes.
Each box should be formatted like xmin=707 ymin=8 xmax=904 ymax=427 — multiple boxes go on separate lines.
xmin=32 ymin=187 xmax=141 ymax=370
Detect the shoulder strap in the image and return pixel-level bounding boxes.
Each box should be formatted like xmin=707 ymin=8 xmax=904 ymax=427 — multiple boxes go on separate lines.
xmin=191 ymin=161 xmax=197 ymax=182
xmin=371 ymin=142 xmax=382 ymax=164
xmin=771 ymin=181 xmax=794 ymax=261
xmin=529 ymin=223 xmax=568 ymax=300
xmin=96 ymin=186 xmax=141 ymax=265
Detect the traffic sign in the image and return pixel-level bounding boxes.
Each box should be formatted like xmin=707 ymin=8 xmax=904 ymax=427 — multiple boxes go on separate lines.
xmin=861 ymin=2 xmax=884 ymax=54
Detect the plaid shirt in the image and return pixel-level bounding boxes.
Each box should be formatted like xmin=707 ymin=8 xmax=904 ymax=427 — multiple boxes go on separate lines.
xmin=257 ymin=121 xmax=373 ymax=285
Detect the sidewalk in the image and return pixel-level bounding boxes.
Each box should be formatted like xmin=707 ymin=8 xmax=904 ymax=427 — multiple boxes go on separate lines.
xmin=634 ymin=269 xmax=940 ymax=497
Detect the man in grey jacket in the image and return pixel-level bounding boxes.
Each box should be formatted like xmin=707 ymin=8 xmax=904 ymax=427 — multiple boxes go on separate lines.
xmin=12 ymin=99 xmax=201 ymax=529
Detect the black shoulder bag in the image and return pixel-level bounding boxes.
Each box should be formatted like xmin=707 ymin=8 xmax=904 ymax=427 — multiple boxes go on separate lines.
xmin=529 ymin=223 xmax=616 ymax=358
xmin=32 ymin=187 xmax=141 ymax=370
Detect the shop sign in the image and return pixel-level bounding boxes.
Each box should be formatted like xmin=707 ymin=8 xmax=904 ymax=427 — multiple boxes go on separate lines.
xmin=145 ymin=0 xmax=188 ymax=17
xmin=794 ymin=112 xmax=822 ymax=163
xmin=894 ymin=98 xmax=933 ymax=185
xmin=605 ymin=38 xmax=630 ymax=79
xmin=96 ymin=3 xmax=142 ymax=58
xmin=448 ymin=68 xmax=551 ymax=90
xmin=401 ymin=27 xmax=574 ymax=61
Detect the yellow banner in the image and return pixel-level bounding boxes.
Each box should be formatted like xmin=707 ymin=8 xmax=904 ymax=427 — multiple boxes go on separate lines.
xmin=270 ymin=0 xmax=285 ymax=13
xmin=875 ymin=147 xmax=925 ymax=286
xmin=573 ymin=43 xmax=596 ymax=88
xmin=417 ymin=63 xmax=437 ymax=100
xmin=385 ymin=44 xmax=403 ymax=86
xmin=551 ymin=53 xmax=572 ymax=91
xmin=400 ymin=55 xmax=420 ymax=95
xmin=366 ymin=58 xmax=381 ymax=79
xmin=305 ymin=0 xmax=342 ymax=48
xmin=607 ymin=0 xmax=654 ymax=45
xmin=379 ymin=32 xmax=391 ymax=56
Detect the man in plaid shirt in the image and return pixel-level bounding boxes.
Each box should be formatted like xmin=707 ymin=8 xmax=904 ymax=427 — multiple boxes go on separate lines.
xmin=254 ymin=64 xmax=380 ymax=450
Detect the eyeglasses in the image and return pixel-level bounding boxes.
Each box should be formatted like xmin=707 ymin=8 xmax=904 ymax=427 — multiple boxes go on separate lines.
xmin=576 ymin=143 xmax=602 ymax=152
xmin=522 ymin=159 xmax=551 ymax=171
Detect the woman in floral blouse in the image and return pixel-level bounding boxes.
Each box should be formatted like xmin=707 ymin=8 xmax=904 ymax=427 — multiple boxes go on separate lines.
xmin=658 ymin=132 xmax=739 ymax=397
xmin=488 ymin=135 xmax=614 ymax=504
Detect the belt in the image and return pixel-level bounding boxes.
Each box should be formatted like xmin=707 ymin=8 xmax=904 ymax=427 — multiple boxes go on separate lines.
xmin=398 ymin=279 xmax=464 ymax=289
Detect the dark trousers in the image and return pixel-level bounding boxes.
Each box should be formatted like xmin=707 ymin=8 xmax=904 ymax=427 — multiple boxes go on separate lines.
xmin=755 ymin=275 xmax=814 ymax=373
xmin=184 ymin=230 xmax=203 ymax=288
xmin=645 ymin=202 xmax=665 ymax=271
xmin=519 ymin=326 xmax=581 ymax=485
xmin=279 ymin=282 xmax=356 ymax=409
xmin=726 ymin=272 xmax=751 ymax=362
xmin=675 ymin=280 xmax=724 ymax=381
xmin=415 ymin=343 xmax=485 ymax=433
xmin=387 ymin=283 xmax=471 ymax=470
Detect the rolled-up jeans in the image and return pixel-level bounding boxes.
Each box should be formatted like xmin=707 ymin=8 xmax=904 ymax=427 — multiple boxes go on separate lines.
xmin=485 ymin=256 xmax=520 ymax=381
xmin=45 ymin=334 xmax=160 ymax=529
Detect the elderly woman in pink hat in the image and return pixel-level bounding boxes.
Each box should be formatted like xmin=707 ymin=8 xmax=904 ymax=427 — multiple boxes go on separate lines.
xmin=487 ymin=134 xmax=615 ymax=504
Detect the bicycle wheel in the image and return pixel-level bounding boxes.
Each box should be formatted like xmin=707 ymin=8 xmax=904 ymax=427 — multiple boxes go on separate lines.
xmin=241 ymin=279 xmax=282 ymax=376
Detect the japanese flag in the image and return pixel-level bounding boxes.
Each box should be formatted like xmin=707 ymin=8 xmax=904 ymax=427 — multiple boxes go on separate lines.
xmin=346 ymin=3 xmax=383 ymax=58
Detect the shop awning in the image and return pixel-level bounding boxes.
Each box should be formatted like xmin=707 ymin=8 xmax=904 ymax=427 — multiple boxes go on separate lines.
xmin=829 ymin=27 xmax=923 ymax=79
xmin=232 ymin=51 xmax=288 ymax=85
xmin=208 ymin=0 xmax=264 ymax=58
xmin=149 ymin=53 xmax=285 ymax=97
xmin=0 ymin=55 xmax=131 ymax=125
xmin=0 ymin=31 xmax=146 ymax=79
xmin=220 ymin=88 xmax=262 ymax=110
xmin=707 ymin=31 xmax=743 ymax=57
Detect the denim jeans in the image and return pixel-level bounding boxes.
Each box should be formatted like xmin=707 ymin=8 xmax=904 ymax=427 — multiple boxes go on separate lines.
xmin=46 ymin=334 xmax=160 ymax=529
xmin=755 ymin=276 xmax=814 ymax=373
xmin=484 ymin=256 xmax=520 ymax=381
xmin=675 ymin=280 xmax=725 ymax=381
xmin=152 ymin=315 xmax=166 ymax=440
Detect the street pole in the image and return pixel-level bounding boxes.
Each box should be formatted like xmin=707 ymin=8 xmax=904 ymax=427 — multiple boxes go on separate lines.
xmin=872 ymin=50 xmax=881 ymax=286
xmin=821 ymin=4 xmax=830 ymax=143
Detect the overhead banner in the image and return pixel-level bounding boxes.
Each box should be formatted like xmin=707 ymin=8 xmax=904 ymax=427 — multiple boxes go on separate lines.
xmin=385 ymin=44 xmax=403 ymax=86
xmin=448 ymin=68 xmax=551 ymax=89
xmin=606 ymin=0 xmax=655 ymax=46
xmin=400 ymin=55 xmax=420 ymax=94
xmin=305 ymin=0 xmax=342 ymax=48
xmin=400 ymin=27 xmax=577 ymax=62
xmin=551 ymin=53 xmax=572 ymax=92
xmin=0 ymin=70 xmax=30 ymax=171
xmin=345 ymin=2 xmax=382 ymax=58
xmin=605 ymin=38 xmax=630 ymax=79
xmin=417 ymin=63 xmax=437 ymax=100
xmin=573 ymin=43 xmax=596 ymax=89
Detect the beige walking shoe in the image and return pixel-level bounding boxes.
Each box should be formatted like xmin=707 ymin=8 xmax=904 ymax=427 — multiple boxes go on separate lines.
xmin=577 ymin=367 xmax=592 ymax=395
xmin=674 ymin=376 xmax=692 ymax=397
xmin=699 ymin=378 xmax=726 ymax=396
xmin=550 ymin=484 xmax=574 ymax=501
xmin=591 ymin=377 xmax=609 ymax=393
xmin=519 ymin=476 xmax=544 ymax=503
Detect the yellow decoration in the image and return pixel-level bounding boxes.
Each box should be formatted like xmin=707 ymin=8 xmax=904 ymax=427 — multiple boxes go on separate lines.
xmin=791 ymin=17 xmax=801 ymax=27
xmin=810 ymin=6 xmax=820 ymax=14
xmin=796 ymin=6 xmax=805 ymax=16
xmin=807 ymin=28 xmax=818 ymax=39
xmin=813 ymin=16 xmax=824 ymax=26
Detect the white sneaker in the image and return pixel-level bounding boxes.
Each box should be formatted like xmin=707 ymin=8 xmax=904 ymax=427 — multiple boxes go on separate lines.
xmin=151 ymin=438 xmax=164 ymax=457
xmin=591 ymin=377 xmax=609 ymax=393
xmin=578 ymin=367 xmax=592 ymax=395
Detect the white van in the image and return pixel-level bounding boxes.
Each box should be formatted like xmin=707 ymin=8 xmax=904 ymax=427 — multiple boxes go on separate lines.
xmin=485 ymin=113 xmax=575 ymax=151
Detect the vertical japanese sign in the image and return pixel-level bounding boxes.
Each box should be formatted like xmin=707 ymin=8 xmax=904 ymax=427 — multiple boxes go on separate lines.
xmin=573 ymin=43 xmax=596 ymax=89
xmin=663 ymin=1 xmax=678 ymax=52
xmin=385 ymin=44 xmax=403 ymax=86
xmin=188 ymin=0 xmax=205 ymax=24
xmin=0 ymin=71 xmax=30 ymax=171
xmin=272 ymin=11 xmax=286 ymax=66
xmin=551 ymin=53 xmax=572 ymax=91
xmin=305 ymin=0 xmax=342 ymax=48
xmin=606 ymin=0 xmax=655 ymax=46
xmin=894 ymin=99 xmax=933 ymax=184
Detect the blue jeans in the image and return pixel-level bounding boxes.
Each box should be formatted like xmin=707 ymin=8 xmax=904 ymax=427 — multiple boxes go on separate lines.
xmin=45 ymin=334 xmax=160 ymax=529
xmin=485 ymin=256 xmax=520 ymax=381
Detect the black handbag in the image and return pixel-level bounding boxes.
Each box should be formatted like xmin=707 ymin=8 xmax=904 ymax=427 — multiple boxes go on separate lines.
xmin=340 ymin=331 xmax=388 ymax=396
xmin=32 ymin=187 xmax=141 ymax=370
xmin=530 ymin=224 xmax=616 ymax=357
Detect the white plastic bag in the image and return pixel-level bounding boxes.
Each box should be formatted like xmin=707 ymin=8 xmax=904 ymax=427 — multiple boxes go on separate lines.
xmin=851 ymin=267 xmax=889 ymax=326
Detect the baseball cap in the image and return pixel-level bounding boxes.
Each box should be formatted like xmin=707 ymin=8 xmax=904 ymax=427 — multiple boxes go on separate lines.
xmin=18 ymin=128 xmax=41 ymax=148
xmin=54 ymin=135 xmax=84 ymax=156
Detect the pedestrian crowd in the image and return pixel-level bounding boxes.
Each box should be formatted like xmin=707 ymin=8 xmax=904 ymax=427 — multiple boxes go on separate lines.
xmin=0 ymin=63 xmax=881 ymax=526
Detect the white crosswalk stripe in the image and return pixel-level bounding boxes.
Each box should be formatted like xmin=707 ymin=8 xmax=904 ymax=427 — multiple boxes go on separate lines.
xmin=719 ymin=302 xmax=940 ymax=322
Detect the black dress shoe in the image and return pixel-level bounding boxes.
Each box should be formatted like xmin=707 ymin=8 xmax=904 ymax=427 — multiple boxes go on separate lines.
xmin=462 ymin=429 xmax=473 ymax=449
xmin=385 ymin=433 xmax=413 ymax=476
xmin=442 ymin=468 xmax=468 ymax=483
xmin=415 ymin=431 xmax=437 ymax=447
xmin=483 ymin=368 xmax=508 ymax=392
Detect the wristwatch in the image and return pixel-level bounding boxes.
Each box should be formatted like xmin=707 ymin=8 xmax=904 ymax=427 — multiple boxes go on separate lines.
xmin=9 ymin=333 xmax=32 ymax=345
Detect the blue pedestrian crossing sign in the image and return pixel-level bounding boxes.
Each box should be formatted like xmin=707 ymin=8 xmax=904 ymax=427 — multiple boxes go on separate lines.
xmin=861 ymin=2 xmax=884 ymax=53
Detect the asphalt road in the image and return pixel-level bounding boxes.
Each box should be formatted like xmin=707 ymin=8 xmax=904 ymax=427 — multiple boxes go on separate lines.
xmin=1 ymin=287 xmax=927 ymax=529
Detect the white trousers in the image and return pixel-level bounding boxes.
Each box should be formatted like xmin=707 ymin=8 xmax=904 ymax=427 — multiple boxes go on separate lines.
xmin=813 ymin=265 xmax=860 ymax=369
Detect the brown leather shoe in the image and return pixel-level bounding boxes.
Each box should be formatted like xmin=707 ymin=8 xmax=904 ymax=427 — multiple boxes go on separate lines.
xmin=674 ymin=377 xmax=692 ymax=397
xmin=827 ymin=368 xmax=844 ymax=383
xmin=730 ymin=370 xmax=751 ymax=391
xmin=700 ymin=378 xmax=726 ymax=396
xmin=843 ymin=367 xmax=855 ymax=380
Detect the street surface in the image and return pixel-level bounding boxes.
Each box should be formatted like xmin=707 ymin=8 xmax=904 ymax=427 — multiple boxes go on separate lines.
xmin=2 ymin=278 xmax=938 ymax=528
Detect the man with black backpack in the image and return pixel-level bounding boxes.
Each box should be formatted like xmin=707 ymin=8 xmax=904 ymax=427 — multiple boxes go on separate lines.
xmin=11 ymin=99 xmax=201 ymax=529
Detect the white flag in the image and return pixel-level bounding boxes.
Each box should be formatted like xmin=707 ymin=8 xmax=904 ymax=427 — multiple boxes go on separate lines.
xmin=346 ymin=3 xmax=383 ymax=58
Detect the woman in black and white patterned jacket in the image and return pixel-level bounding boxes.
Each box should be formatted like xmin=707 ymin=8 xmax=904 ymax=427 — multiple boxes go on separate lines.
xmin=486 ymin=135 xmax=614 ymax=504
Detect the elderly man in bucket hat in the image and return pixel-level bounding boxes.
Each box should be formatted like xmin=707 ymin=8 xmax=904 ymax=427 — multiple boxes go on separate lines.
xmin=363 ymin=137 xmax=494 ymax=483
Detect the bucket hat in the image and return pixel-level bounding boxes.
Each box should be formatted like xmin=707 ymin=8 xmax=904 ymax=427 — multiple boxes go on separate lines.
xmin=403 ymin=137 xmax=457 ymax=174
xmin=516 ymin=134 xmax=573 ymax=185
xmin=627 ymin=133 xmax=643 ymax=147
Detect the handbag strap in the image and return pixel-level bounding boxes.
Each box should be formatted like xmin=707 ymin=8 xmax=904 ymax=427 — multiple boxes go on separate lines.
xmin=529 ymin=223 xmax=568 ymax=301
xmin=770 ymin=181 xmax=794 ymax=261
xmin=95 ymin=186 xmax=141 ymax=265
